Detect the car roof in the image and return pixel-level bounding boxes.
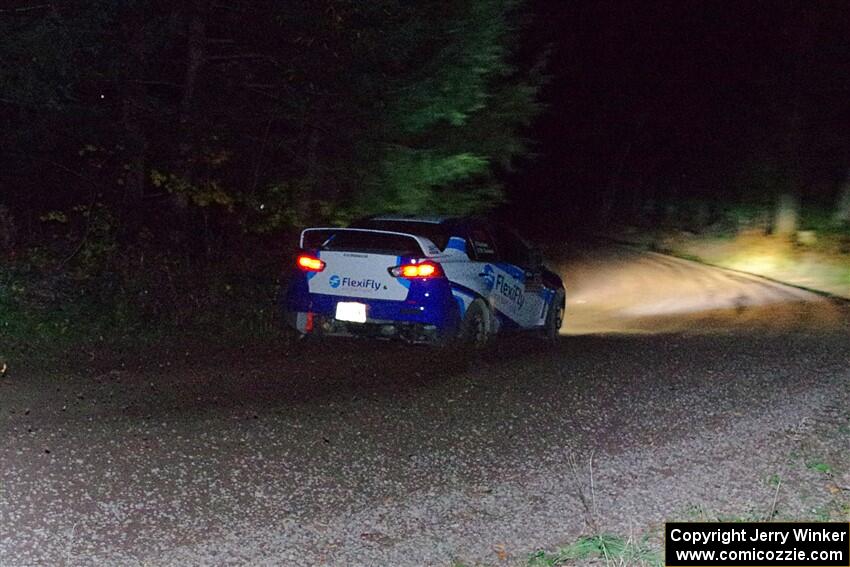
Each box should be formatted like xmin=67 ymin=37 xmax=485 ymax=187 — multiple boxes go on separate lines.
xmin=368 ymin=214 xmax=452 ymax=224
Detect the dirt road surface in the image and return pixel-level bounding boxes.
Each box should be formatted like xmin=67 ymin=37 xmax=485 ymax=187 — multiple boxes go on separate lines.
xmin=1 ymin=244 xmax=848 ymax=566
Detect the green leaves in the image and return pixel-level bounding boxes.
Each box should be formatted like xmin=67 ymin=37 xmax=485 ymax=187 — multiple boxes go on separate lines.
xmin=349 ymin=0 xmax=541 ymax=218
xmin=151 ymin=170 xmax=234 ymax=209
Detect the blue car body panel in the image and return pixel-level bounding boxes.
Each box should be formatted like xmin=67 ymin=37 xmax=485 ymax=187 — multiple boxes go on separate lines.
xmin=285 ymin=263 xmax=463 ymax=334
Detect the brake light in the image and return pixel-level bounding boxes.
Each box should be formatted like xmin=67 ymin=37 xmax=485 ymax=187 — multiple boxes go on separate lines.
xmin=297 ymin=254 xmax=325 ymax=272
xmin=390 ymin=261 xmax=444 ymax=279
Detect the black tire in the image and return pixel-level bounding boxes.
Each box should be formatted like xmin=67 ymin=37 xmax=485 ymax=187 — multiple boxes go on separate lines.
xmin=542 ymin=289 xmax=565 ymax=340
xmin=459 ymin=298 xmax=492 ymax=348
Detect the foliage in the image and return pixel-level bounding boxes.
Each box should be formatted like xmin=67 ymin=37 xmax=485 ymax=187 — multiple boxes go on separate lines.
xmin=353 ymin=0 xmax=542 ymax=217
xmin=2 ymin=0 xmax=541 ymax=226
xmin=0 ymin=239 xmax=283 ymax=356
xmin=0 ymin=0 xmax=543 ymax=339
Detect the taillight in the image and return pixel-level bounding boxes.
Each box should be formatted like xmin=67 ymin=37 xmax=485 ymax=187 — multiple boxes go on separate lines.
xmin=389 ymin=261 xmax=444 ymax=279
xmin=297 ymin=254 xmax=325 ymax=272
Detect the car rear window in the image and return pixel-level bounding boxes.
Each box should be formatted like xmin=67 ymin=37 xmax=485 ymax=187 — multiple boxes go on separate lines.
xmin=317 ymin=230 xmax=423 ymax=256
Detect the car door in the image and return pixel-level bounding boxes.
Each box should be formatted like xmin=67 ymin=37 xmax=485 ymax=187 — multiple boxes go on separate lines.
xmin=493 ymin=225 xmax=549 ymax=328
xmin=464 ymin=222 xmax=526 ymax=329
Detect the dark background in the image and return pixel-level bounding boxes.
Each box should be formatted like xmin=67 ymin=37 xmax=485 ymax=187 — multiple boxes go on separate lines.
xmin=508 ymin=0 xmax=850 ymax=237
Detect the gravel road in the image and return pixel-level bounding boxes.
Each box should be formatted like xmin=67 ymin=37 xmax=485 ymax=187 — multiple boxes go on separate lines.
xmin=1 ymin=244 xmax=848 ymax=566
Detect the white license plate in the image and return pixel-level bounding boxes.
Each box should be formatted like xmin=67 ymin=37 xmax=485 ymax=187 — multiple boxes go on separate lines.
xmin=335 ymin=301 xmax=367 ymax=323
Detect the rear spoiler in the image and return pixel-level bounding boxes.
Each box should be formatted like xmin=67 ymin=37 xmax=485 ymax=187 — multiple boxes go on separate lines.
xmin=299 ymin=227 xmax=442 ymax=256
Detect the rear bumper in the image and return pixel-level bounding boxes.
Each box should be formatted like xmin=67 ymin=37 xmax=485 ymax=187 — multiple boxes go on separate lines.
xmin=285 ymin=311 xmax=444 ymax=344
xmin=282 ymin=276 xmax=462 ymax=342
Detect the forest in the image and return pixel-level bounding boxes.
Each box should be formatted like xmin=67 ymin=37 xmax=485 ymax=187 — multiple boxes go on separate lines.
xmin=1 ymin=0 xmax=543 ymax=343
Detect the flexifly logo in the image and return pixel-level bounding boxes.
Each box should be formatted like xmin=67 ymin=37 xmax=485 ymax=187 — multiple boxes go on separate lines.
xmin=328 ymin=275 xmax=381 ymax=292
xmin=495 ymin=274 xmax=524 ymax=309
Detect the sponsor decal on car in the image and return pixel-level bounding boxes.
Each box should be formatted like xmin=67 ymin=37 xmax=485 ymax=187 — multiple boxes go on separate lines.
xmin=495 ymin=273 xmax=525 ymax=309
xmin=328 ymin=274 xmax=382 ymax=292
xmin=480 ymin=264 xmax=496 ymax=291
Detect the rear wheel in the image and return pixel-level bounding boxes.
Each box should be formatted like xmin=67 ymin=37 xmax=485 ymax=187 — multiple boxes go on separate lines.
xmin=460 ymin=299 xmax=492 ymax=348
xmin=542 ymin=289 xmax=565 ymax=340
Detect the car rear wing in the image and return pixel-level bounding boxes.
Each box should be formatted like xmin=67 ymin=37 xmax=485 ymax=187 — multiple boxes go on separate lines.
xmin=299 ymin=227 xmax=442 ymax=256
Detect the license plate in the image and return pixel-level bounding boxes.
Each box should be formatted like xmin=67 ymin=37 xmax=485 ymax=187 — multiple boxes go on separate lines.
xmin=335 ymin=301 xmax=367 ymax=323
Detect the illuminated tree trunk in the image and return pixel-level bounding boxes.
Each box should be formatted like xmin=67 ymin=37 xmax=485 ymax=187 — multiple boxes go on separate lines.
xmin=773 ymin=192 xmax=799 ymax=238
xmin=834 ymin=170 xmax=850 ymax=225
xmin=773 ymin=11 xmax=811 ymax=240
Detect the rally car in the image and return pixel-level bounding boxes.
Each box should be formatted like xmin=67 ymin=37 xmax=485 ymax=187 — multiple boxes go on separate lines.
xmin=281 ymin=216 xmax=565 ymax=347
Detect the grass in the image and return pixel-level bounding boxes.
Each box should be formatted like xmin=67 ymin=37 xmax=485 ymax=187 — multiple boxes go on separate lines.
xmin=614 ymin=202 xmax=850 ymax=299
xmin=528 ymin=534 xmax=661 ymax=567
xmin=520 ymin=453 xmax=663 ymax=567
xmin=805 ymin=460 xmax=832 ymax=475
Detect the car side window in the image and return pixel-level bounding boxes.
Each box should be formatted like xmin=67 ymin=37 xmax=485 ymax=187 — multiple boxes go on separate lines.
xmin=468 ymin=227 xmax=498 ymax=261
xmin=495 ymin=225 xmax=531 ymax=268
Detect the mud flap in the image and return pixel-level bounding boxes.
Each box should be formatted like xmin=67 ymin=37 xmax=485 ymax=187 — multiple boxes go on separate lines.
xmin=287 ymin=311 xmax=314 ymax=333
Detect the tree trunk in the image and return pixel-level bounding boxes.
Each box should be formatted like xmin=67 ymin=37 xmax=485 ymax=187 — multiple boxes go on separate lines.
xmin=298 ymin=125 xmax=321 ymax=223
xmin=772 ymin=11 xmax=816 ymax=239
xmin=122 ymin=116 xmax=148 ymax=203
xmin=833 ymin=169 xmax=850 ymax=225
xmin=175 ymin=0 xmax=209 ymax=210
xmin=0 ymin=205 xmax=16 ymax=256
xmin=599 ymin=138 xmax=632 ymax=224
xmin=600 ymin=112 xmax=647 ymax=224
xmin=120 ymin=12 xmax=148 ymax=203
xmin=179 ymin=0 xmax=208 ymax=130
xmin=773 ymin=192 xmax=799 ymax=238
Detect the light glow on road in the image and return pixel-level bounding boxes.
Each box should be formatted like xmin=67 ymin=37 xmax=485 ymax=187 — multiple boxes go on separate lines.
xmin=556 ymin=248 xmax=841 ymax=335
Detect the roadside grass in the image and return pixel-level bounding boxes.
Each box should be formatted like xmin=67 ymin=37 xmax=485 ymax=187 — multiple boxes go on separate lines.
xmin=609 ymin=203 xmax=850 ymax=299
xmin=450 ymin=534 xmax=662 ymax=567
xmin=522 ymin=452 xmax=663 ymax=567
xmin=684 ymin=499 xmax=850 ymax=525
xmin=0 ymin=262 xmax=285 ymax=372
xmin=804 ymin=460 xmax=832 ymax=475
xmin=528 ymin=533 xmax=661 ymax=567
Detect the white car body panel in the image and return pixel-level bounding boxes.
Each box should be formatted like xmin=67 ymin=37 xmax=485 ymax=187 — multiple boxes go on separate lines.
xmin=307 ymin=251 xmax=410 ymax=301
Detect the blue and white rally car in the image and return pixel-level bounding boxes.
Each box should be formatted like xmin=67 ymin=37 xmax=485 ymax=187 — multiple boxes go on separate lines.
xmin=281 ymin=216 xmax=565 ymax=346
